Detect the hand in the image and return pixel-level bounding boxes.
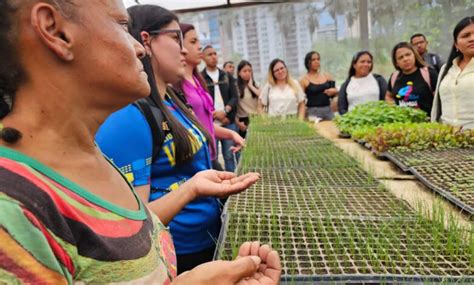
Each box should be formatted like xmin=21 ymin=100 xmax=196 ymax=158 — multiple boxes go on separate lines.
xmin=237 ymin=121 xmax=248 ymax=132
xmin=230 ymin=131 xmax=246 ymax=153
xmin=324 ymin=88 xmax=337 ymax=97
xmin=237 ymin=242 xmax=281 ymax=285
xmin=221 ymin=117 xmax=230 ymax=125
xmin=248 ymin=77 xmax=254 ymax=87
xmin=186 ymin=170 xmax=260 ymax=199
xmin=173 ymin=242 xmax=281 ymax=285
xmin=213 ymin=110 xmax=227 ymax=120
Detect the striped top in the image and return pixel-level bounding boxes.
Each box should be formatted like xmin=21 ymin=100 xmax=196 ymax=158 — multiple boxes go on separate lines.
xmin=0 ymin=146 xmax=176 ymax=284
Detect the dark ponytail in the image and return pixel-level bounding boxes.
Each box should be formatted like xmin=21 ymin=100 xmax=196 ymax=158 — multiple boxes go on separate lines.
xmin=0 ymin=0 xmax=26 ymax=144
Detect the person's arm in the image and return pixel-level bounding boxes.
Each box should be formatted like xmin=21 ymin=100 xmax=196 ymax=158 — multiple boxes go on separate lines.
xmin=299 ymin=76 xmax=308 ymax=91
xmin=385 ymin=73 xmax=395 ymax=104
xmin=215 ymin=124 xmax=245 ymax=152
xmin=235 ymin=117 xmax=247 ymax=132
xmin=247 ymin=78 xmax=260 ymax=97
xmin=297 ymin=101 xmax=306 ymax=120
xmin=172 ymin=241 xmax=281 ymax=285
xmin=338 ymin=80 xmax=349 ymax=115
xmin=148 ymin=171 xmax=259 ymax=225
xmin=258 ymin=83 xmax=270 ymax=114
xmin=323 ymin=73 xmax=338 ymax=97
xmin=385 ymin=91 xmax=395 ymax=104
xmin=225 ymin=73 xmax=238 ymax=118
xmin=295 ymin=80 xmax=307 ymax=120
xmin=377 ymin=75 xmax=388 ymax=101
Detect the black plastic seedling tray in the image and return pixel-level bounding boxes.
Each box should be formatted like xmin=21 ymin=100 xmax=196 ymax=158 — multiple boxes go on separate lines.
xmin=226 ymin=185 xmax=414 ymax=219
xmin=382 ymin=152 xmax=412 ymax=173
xmin=238 ymin=167 xmax=379 ymax=188
xmin=411 ymin=163 xmax=473 ymax=215
xmin=383 ymin=147 xmax=474 ymax=173
xmin=280 ymin=273 xmax=473 ymax=284
xmin=215 ymin=213 xmax=473 ymax=283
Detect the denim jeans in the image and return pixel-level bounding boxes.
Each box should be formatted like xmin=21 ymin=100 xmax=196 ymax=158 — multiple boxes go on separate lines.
xmin=217 ymin=123 xmax=237 ymax=172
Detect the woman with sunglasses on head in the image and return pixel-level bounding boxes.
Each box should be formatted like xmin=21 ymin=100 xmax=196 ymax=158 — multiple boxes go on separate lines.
xmin=0 ymin=1 xmax=281 ymax=284
xmin=385 ymin=42 xmax=438 ymax=115
xmin=95 ymin=4 xmax=277 ymax=276
xmin=236 ymin=60 xmax=260 ymax=138
xmin=338 ymin=51 xmax=388 ymax=115
xmin=259 ymin=59 xmax=305 ymax=119
xmin=300 ymin=51 xmax=338 ymax=121
xmin=176 ymin=23 xmax=244 ymax=171
xmin=432 ymin=16 xmax=474 ymax=129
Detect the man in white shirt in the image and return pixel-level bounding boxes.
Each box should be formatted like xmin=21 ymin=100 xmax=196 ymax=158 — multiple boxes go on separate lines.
xmin=201 ymin=46 xmax=239 ymax=172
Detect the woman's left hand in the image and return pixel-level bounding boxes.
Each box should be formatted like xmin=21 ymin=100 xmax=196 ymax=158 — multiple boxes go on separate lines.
xmin=230 ymin=131 xmax=246 ymax=153
xmin=188 ymin=170 xmax=260 ymax=199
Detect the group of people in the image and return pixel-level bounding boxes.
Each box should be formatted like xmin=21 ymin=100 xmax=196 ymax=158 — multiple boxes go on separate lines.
xmin=219 ymin=17 xmax=473 ymax=131
xmin=0 ymin=0 xmax=472 ymax=283
xmin=343 ymin=20 xmax=473 ymax=130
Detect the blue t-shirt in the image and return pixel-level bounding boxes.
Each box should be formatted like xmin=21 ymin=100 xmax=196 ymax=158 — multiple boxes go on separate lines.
xmin=96 ymin=98 xmax=220 ymax=255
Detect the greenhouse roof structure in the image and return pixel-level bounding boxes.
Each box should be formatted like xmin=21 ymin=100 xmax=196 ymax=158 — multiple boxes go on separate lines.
xmin=123 ymin=0 xmax=285 ymax=12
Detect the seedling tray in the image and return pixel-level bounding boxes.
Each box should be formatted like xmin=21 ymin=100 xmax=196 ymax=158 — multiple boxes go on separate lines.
xmin=240 ymin=147 xmax=358 ymax=169
xmin=411 ymin=161 xmax=474 ymax=215
xmin=239 ymin=167 xmax=378 ymax=188
xmin=384 ymin=147 xmax=474 ymax=172
xmin=226 ymin=185 xmax=414 ymax=219
xmin=382 ymin=152 xmax=411 ymax=172
xmin=215 ymin=213 xmax=473 ymax=283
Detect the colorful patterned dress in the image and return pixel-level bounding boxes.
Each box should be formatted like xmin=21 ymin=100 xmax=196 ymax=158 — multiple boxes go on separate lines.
xmin=0 ymin=146 xmax=177 ymax=284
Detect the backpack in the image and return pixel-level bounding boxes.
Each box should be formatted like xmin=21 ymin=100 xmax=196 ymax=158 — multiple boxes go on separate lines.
xmin=390 ymin=67 xmax=431 ymax=91
xmin=133 ymin=97 xmax=168 ymax=162
xmin=133 ymin=88 xmax=189 ymax=163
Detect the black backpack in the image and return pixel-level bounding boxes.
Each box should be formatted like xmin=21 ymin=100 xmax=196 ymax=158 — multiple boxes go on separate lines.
xmin=133 ymin=97 xmax=168 ymax=162
xmin=132 ymin=88 xmax=189 ymax=162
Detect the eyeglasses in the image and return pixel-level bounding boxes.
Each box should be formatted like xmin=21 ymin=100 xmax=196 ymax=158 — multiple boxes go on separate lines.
xmin=273 ymin=66 xmax=286 ymax=73
xmin=149 ymin=29 xmax=184 ymax=50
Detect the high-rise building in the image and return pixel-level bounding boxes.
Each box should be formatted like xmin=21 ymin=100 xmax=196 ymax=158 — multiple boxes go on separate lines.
xmin=180 ymin=1 xmax=359 ymax=80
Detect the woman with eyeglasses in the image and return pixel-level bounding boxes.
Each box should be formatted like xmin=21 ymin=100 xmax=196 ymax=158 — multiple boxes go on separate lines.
xmin=95 ymin=5 xmax=275 ymax=275
xmin=385 ymin=42 xmax=438 ymax=115
xmin=176 ymin=23 xmax=244 ymax=171
xmin=259 ymin=59 xmax=305 ymax=119
xmin=0 ymin=1 xmax=282 ymax=284
xmin=300 ymin=51 xmax=338 ymax=121
xmin=432 ymin=16 xmax=474 ymax=129
xmin=338 ymin=51 xmax=388 ymax=115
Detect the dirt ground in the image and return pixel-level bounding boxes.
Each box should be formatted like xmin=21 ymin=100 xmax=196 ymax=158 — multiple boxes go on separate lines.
xmin=314 ymin=121 xmax=472 ymax=229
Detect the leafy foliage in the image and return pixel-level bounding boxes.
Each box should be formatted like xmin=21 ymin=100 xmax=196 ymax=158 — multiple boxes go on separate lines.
xmin=334 ymin=101 xmax=428 ymax=135
xmin=352 ymin=122 xmax=474 ymax=153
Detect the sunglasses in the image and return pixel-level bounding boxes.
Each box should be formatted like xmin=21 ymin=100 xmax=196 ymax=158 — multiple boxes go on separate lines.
xmin=149 ymin=29 xmax=184 ymax=50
